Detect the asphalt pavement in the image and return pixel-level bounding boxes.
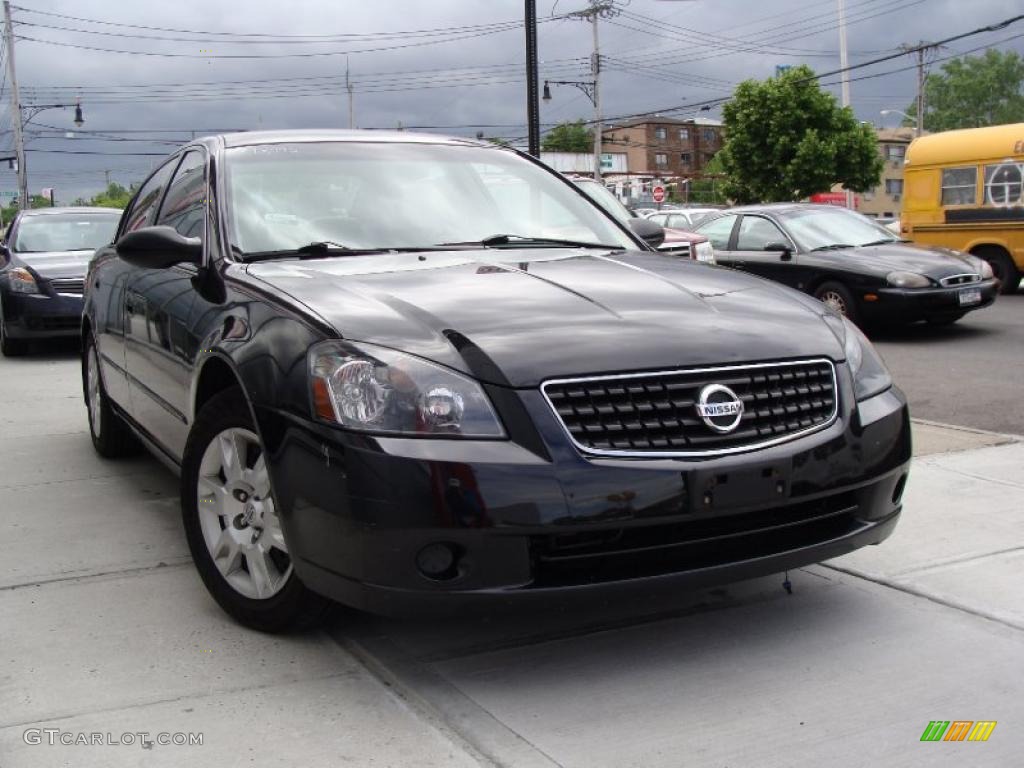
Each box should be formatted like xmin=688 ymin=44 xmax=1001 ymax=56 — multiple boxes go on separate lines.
xmin=871 ymin=292 xmax=1023 ymax=435
xmin=1 ymin=327 xmax=1022 ymax=767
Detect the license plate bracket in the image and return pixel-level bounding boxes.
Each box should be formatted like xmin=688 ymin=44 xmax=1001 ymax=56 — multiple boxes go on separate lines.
xmin=958 ymin=287 xmax=982 ymax=306
xmin=691 ymin=459 xmax=793 ymax=512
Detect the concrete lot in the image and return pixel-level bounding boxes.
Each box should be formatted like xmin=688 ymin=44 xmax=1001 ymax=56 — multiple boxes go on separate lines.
xmin=1 ymin=345 xmax=1022 ymax=767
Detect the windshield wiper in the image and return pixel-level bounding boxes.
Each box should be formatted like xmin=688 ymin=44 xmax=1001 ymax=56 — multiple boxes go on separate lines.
xmin=859 ymin=238 xmax=896 ymax=247
xmin=439 ymin=234 xmax=622 ymax=250
xmin=242 ymin=241 xmax=368 ymax=262
xmin=810 ymin=243 xmax=856 ymax=252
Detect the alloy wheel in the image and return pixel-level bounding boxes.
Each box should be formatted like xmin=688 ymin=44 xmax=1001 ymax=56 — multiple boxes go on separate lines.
xmin=86 ymin=346 xmax=103 ymax=438
xmin=195 ymin=427 xmax=292 ymax=600
xmin=819 ymin=290 xmax=848 ymax=316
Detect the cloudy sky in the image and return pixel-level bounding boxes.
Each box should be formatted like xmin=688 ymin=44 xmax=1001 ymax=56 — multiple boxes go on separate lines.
xmin=2 ymin=0 xmax=1021 ymax=202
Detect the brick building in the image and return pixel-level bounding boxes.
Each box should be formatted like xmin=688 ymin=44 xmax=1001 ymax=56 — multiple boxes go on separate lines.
xmin=601 ymin=117 xmax=724 ymax=178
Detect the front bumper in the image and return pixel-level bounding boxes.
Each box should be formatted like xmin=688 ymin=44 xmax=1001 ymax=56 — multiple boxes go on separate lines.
xmin=863 ymin=279 xmax=998 ymax=322
xmin=1 ymin=289 xmax=84 ymax=339
xmin=262 ymin=368 xmax=911 ymax=615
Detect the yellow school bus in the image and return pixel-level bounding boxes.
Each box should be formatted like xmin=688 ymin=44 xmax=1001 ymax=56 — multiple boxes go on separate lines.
xmin=902 ymin=123 xmax=1024 ymax=294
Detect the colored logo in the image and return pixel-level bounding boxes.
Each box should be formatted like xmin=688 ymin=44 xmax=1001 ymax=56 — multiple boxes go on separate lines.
xmin=920 ymin=721 xmax=997 ymax=742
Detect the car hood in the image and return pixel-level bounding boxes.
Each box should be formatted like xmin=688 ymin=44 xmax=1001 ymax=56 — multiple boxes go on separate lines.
xmin=12 ymin=249 xmax=94 ymax=279
xmin=245 ymin=249 xmax=844 ymax=387
xmin=816 ymin=242 xmax=980 ymax=279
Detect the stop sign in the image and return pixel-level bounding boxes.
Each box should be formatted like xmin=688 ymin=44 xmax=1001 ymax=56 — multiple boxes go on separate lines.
xmin=652 ymin=185 xmax=666 ymax=203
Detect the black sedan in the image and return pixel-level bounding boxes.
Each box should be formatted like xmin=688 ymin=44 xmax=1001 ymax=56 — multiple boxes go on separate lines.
xmin=0 ymin=207 xmax=121 ymax=356
xmin=693 ymin=204 xmax=999 ymax=327
xmin=82 ymin=131 xmax=909 ymax=631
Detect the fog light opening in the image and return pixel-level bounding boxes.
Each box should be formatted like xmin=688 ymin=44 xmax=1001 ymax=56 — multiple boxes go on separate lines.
xmin=416 ymin=542 xmax=462 ymax=582
xmin=892 ymin=474 xmax=908 ymax=505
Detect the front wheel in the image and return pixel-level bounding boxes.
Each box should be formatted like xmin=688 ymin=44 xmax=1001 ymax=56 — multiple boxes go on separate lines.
xmin=813 ymin=281 xmax=862 ymax=326
xmin=974 ymin=247 xmax=1020 ymax=295
xmin=181 ymin=388 xmax=330 ymax=632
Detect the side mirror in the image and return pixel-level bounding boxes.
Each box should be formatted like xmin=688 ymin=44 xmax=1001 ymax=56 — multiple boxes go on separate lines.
xmin=116 ymin=226 xmax=201 ymax=269
xmin=765 ymin=242 xmax=792 ymax=261
xmin=628 ymin=217 xmax=665 ymax=249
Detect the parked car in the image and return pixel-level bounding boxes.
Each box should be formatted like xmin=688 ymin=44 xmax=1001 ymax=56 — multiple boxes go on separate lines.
xmin=83 ymin=131 xmax=909 ymax=631
xmin=571 ymin=178 xmax=714 ymax=262
xmin=647 ymin=208 xmax=720 ymax=230
xmin=693 ymin=204 xmax=999 ymax=327
xmin=0 ymin=207 xmax=121 ymax=356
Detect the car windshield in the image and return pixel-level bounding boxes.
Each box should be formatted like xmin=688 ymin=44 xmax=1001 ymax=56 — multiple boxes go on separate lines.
xmin=13 ymin=212 xmax=120 ymax=253
xmin=573 ymin=179 xmax=633 ymax=225
xmin=224 ymin=141 xmax=635 ymax=255
xmin=780 ymin=207 xmax=899 ymax=251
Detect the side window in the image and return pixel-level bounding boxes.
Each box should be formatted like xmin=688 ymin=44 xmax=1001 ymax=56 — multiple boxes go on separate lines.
xmin=698 ymin=214 xmax=737 ymax=250
xmin=123 ymin=159 xmax=179 ymax=233
xmin=649 ymin=214 xmax=667 ymax=226
xmin=940 ymin=166 xmax=977 ymax=206
xmin=736 ymin=216 xmax=788 ymax=251
xmin=984 ymin=163 xmax=1023 ymax=206
xmin=156 ymin=151 xmax=207 ymax=241
xmin=668 ymin=214 xmax=690 ymax=229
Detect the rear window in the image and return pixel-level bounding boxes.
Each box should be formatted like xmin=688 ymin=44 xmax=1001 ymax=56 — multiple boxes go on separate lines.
xmin=14 ymin=213 xmax=120 ymax=253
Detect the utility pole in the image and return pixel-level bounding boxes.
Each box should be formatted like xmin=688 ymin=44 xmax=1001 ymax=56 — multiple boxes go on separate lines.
xmin=3 ymin=1 xmax=27 ymax=211
xmin=525 ymin=0 xmax=540 ymax=157
xmin=590 ymin=8 xmax=603 ymax=183
xmin=346 ymin=56 xmax=354 ymax=129
xmin=104 ymin=169 xmax=111 ymax=187
xmin=915 ymin=46 xmax=925 ymax=137
xmin=837 ymin=0 xmax=853 ymax=209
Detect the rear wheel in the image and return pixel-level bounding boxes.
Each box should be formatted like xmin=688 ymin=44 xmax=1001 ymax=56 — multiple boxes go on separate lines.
xmin=974 ymin=246 xmax=1020 ymax=295
xmin=0 ymin=314 xmax=28 ymax=357
xmin=181 ymin=388 xmax=330 ymax=632
xmin=83 ymin=334 xmax=138 ymax=457
xmin=813 ymin=281 xmax=862 ymax=325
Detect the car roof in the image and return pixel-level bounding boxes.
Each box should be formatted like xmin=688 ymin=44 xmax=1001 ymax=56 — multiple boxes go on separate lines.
xmin=18 ymin=206 xmax=121 ymax=217
xmin=725 ymin=203 xmax=855 ymax=216
xmin=206 ymin=129 xmax=491 ymax=150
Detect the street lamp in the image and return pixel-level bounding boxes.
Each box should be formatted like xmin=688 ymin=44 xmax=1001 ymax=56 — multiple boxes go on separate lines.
xmin=11 ymin=101 xmax=84 ymax=210
xmin=880 ymin=109 xmax=917 ymax=135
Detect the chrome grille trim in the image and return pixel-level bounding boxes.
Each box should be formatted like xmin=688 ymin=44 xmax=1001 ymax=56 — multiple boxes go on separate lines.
xmin=939 ymin=273 xmax=981 ymax=287
xmin=541 ymin=358 xmax=840 ymax=458
xmin=49 ymin=278 xmax=86 ymax=296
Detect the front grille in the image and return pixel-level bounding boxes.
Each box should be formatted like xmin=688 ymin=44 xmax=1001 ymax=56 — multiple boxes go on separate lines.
xmin=658 ymin=243 xmax=692 ymax=259
xmin=530 ymin=491 xmax=860 ymax=587
xmin=49 ymin=278 xmax=85 ymax=295
xmin=542 ymin=359 xmax=837 ymax=457
xmin=939 ymin=273 xmax=980 ymax=287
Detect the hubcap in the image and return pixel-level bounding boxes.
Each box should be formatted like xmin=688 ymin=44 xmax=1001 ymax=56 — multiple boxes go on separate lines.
xmin=196 ymin=427 xmax=291 ymax=600
xmin=820 ymin=290 xmax=847 ymax=316
xmin=87 ymin=347 xmax=103 ymax=437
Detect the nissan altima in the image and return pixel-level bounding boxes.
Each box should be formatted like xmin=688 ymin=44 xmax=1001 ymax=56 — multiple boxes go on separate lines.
xmin=82 ymin=131 xmax=910 ymax=631
xmin=1 ymin=207 xmax=121 ymax=356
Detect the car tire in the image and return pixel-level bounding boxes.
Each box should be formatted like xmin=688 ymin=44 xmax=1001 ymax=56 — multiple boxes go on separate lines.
xmin=0 ymin=314 xmax=28 ymax=357
xmin=974 ymin=247 xmax=1020 ymax=295
xmin=181 ymin=388 xmax=331 ymax=633
xmin=83 ymin=334 xmax=139 ymax=457
xmin=813 ymin=282 xmax=862 ymax=325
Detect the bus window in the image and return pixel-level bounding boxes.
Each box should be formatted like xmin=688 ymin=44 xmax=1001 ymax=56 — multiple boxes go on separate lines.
xmin=984 ymin=163 xmax=1023 ymax=206
xmin=940 ymin=167 xmax=977 ymax=205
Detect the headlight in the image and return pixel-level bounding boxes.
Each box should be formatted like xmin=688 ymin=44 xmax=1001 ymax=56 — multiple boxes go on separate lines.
xmin=886 ymin=270 xmax=931 ymax=288
xmin=837 ymin=316 xmax=892 ymax=401
xmin=694 ymin=241 xmax=716 ymax=263
xmin=8 ymin=267 xmax=39 ymax=294
xmin=309 ymin=341 xmax=505 ymax=438
xmin=977 ymin=259 xmax=994 ymax=279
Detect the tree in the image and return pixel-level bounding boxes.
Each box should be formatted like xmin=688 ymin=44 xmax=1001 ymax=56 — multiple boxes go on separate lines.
xmin=718 ymin=65 xmax=883 ymax=203
xmin=1 ymin=195 xmax=55 ymax=225
xmin=687 ymin=153 xmax=729 ymax=205
xmin=907 ymin=49 xmax=1024 ymax=132
xmin=89 ymin=182 xmax=133 ymax=209
xmin=541 ymin=120 xmax=594 ymax=153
